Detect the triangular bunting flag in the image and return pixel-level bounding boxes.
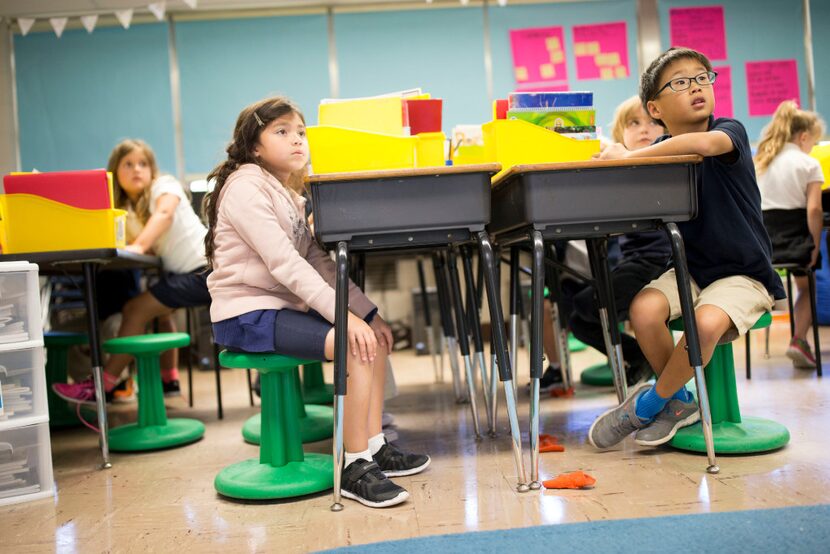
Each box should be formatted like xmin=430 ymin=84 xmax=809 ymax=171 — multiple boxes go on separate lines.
xmin=182 ymin=0 xmax=198 ymax=9
xmin=49 ymin=17 xmax=68 ymax=38
xmin=80 ymin=14 xmax=98 ymax=34
xmin=115 ymin=9 xmax=133 ymax=29
xmin=18 ymin=18 xmax=35 ymax=36
xmin=148 ymin=2 xmax=166 ymax=21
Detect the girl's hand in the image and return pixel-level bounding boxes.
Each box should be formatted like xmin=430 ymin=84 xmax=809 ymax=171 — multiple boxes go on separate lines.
xmin=124 ymin=244 xmax=146 ymax=254
xmin=811 ymin=246 xmax=820 ymax=268
xmin=594 ymin=142 xmax=630 ymax=160
xmin=347 ymin=312 xmax=378 ymax=364
xmin=368 ymin=314 xmax=393 ymax=353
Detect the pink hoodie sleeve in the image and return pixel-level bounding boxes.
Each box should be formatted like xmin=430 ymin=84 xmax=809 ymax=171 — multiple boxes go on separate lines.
xmin=305 ymin=239 xmax=377 ymax=320
xmin=221 ymin=179 xmax=341 ymax=323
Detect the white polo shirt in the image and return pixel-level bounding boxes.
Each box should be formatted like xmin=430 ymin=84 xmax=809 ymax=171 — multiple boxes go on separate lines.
xmin=759 ymin=143 xmax=824 ymax=210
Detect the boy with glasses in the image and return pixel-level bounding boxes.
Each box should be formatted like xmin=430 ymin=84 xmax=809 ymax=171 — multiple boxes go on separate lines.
xmin=588 ymin=47 xmax=785 ymax=449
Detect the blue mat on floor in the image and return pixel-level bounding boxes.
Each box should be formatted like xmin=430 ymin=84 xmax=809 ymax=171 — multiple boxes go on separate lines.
xmin=325 ymin=504 xmax=830 ymax=553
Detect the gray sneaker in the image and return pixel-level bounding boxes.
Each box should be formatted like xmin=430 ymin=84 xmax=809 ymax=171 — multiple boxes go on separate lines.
xmin=588 ymin=383 xmax=652 ymax=449
xmin=634 ymin=398 xmax=700 ymax=446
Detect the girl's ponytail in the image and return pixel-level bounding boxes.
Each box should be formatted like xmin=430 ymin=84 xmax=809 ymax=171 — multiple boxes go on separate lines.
xmin=755 ymin=100 xmax=824 ymax=175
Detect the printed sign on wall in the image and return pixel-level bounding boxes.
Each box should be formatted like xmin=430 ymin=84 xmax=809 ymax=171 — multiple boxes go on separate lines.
xmin=669 ymin=5 xmax=727 ymax=61
xmin=509 ymin=26 xmax=569 ymax=91
xmin=572 ymin=21 xmax=630 ymax=80
xmin=745 ymin=60 xmax=800 ymax=116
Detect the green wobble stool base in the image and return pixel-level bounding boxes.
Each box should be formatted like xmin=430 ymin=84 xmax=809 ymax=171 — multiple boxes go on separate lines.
xmin=568 ymin=333 xmax=588 ymax=353
xmin=669 ymin=313 xmax=790 ymax=454
xmin=104 ymin=333 xmax=205 ymax=452
xmin=215 ymin=351 xmax=333 ymax=500
xmin=242 ymin=367 xmax=333 ymax=444
xmin=580 ymin=362 xmax=614 ymax=386
xmin=302 ymin=363 xmax=334 ymax=405
xmin=45 ymin=331 xmax=89 ymax=428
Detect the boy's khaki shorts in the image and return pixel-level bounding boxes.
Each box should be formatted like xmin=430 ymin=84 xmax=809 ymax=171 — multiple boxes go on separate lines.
xmin=643 ymin=269 xmax=775 ymax=343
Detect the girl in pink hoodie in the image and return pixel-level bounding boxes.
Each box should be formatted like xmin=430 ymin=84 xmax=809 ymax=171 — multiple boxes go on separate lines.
xmin=204 ymin=97 xmax=429 ymax=508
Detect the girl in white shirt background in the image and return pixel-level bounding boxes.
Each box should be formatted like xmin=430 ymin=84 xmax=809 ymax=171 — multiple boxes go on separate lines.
xmin=756 ymin=100 xmax=826 ymax=370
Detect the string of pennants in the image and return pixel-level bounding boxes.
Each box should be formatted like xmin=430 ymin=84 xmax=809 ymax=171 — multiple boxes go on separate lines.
xmin=13 ymin=0 xmax=198 ymax=38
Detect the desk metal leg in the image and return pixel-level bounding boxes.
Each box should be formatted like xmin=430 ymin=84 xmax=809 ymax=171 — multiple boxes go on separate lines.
xmin=416 ymin=257 xmax=440 ymax=382
xmin=509 ymin=247 xmax=520 ymax=398
xmin=331 ymin=241 xmax=349 ymax=512
xmin=435 ymin=252 xmax=465 ymax=402
xmin=448 ymin=249 xmax=482 ymax=439
xmin=588 ymin=239 xmax=627 ymax=403
xmin=529 ymin=231 xmax=545 ymax=490
xmin=461 ymin=245 xmax=492 ymax=434
xmin=82 ymin=263 xmax=111 ymax=469
xmin=665 ymin=223 xmax=719 ymax=474
xmin=478 ymin=232 xmax=528 ymax=492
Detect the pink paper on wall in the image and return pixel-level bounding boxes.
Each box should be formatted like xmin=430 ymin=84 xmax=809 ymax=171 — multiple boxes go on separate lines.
xmin=669 ymin=6 xmax=727 ymax=61
xmin=572 ymin=21 xmax=630 ymax=81
xmin=745 ymin=60 xmax=800 ymax=116
xmin=509 ymin=26 xmax=569 ymax=90
xmin=712 ymin=65 xmax=733 ymax=119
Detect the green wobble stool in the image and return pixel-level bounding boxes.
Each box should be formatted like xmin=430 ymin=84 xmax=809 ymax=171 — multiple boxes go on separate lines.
xmin=242 ymin=366 xmax=333 ymax=444
xmin=302 ymin=362 xmax=335 ymax=405
xmin=103 ymin=333 xmax=205 ymax=451
xmin=44 ymin=331 xmax=89 ymax=428
xmin=669 ymin=313 xmax=790 ymax=453
xmin=215 ymin=351 xmax=333 ymax=500
xmin=581 ymin=362 xmax=614 ymax=386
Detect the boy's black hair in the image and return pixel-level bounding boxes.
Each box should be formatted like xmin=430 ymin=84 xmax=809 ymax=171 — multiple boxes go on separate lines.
xmin=639 ymin=47 xmax=714 ymax=126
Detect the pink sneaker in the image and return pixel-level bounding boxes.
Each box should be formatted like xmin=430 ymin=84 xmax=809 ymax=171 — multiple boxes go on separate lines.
xmin=52 ymin=378 xmax=111 ymax=407
xmin=786 ymin=338 xmax=817 ymax=370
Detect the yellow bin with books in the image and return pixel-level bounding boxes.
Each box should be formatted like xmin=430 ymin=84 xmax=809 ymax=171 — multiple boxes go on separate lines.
xmin=308 ymin=126 xmax=418 ymax=173
xmin=0 ymin=194 xmax=126 ymax=253
xmin=482 ymin=119 xmax=601 ymax=181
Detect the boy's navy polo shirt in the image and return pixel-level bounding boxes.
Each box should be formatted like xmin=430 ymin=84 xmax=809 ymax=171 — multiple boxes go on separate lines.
xmin=654 ymin=116 xmax=785 ymax=300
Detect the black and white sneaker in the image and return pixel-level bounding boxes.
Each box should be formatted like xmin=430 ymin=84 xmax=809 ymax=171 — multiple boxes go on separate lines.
xmin=340 ymin=459 xmax=410 ymax=508
xmin=373 ymin=441 xmax=431 ymax=477
xmin=526 ymin=365 xmax=564 ymax=393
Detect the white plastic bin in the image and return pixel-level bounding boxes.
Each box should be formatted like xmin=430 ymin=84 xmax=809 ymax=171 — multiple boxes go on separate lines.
xmin=0 ymin=263 xmax=42 ymax=348
xmin=0 ymin=422 xmax=54 ymax=506
xmin=0 ymin=347 xmax=47 ymax=427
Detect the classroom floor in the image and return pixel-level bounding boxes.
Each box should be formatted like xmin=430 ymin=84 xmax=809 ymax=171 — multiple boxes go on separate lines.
xmin=2 ymin=321 xmax=830 ymax=553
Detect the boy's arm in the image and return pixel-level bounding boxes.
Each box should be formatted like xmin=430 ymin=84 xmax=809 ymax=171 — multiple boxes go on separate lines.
xmin=597 ymin=131 xmax=734 ymax=160
xmin=806 ymin=181 xmax=824 ymax=266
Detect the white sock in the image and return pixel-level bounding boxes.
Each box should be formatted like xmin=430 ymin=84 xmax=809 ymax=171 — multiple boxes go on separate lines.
xmin=368 ymin=433 xmax=386 ymax=455
xmin=344 ymin=448 xmax=372 ymax=468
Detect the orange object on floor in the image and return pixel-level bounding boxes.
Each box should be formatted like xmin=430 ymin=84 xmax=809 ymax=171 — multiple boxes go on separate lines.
xmin=550 ymin=386 xmax=575 ymax=398
xmin=539 ymin=433 xmax=565 ymax=452
xmin=542 ymin=471 xmax=596 ymax=489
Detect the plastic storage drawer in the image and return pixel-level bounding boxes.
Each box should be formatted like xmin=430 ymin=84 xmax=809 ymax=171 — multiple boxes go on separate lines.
xmin=0 ymin=267 xmax=43 ymax=347
xmin=0 ymin=347 xmax=47 ymax=426
xmin=0 ymin=422 xmax=54 ymax=506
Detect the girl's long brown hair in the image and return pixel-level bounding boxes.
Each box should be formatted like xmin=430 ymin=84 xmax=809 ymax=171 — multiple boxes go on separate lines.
xmin=107 ymin=139 xmax=158 ymax=224
xmin=754 ymin=100 xmax=824 ymax=175
xmin=203 ymin=96 xmax=306 ymax=268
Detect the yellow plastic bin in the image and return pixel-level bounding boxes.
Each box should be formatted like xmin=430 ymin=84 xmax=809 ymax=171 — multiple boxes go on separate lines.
xmin=415 ymin=132 xmax=446 ymax=168
xmin=0 ymin=194 xmax=126 ymax=253
xmin=308 ymin=126 xmax=418 ymax=173
xmin=482 ymin=119 xmax=600 ymax=181
xmin=452 ymin=145 xmax=487 ymax=166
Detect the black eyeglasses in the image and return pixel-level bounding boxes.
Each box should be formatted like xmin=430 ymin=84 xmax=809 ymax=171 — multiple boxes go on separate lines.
xmin=652 ymin=71 xmax=718 ymax=99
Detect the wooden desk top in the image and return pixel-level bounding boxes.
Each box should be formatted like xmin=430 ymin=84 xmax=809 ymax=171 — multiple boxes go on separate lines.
xmin=305 ymin=163 xmax=501 ymax=184
xmin=492 ymin=155 xmax=704 ymax=187
xmin=0 ymin=249 xmax=161 ymax=273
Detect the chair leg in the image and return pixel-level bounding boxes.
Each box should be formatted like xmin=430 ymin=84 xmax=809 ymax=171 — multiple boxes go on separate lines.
xmin=213 ymin=342 xmax=224 ymax=420
xmin=745 ymin=329 xmax=752 ymax=380
xmin=808 ymin=269 xmax=822 ymax=377
xmin=247 ymin=368 xmax=255 ymax=406
xmin=786 ymin=270 xmax=795 ymax=339
xmin=186 ymin=308 xmax=194 ymax=408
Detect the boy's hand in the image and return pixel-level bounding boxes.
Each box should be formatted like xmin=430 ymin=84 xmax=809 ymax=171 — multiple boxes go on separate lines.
xmin=368 ymin=314 xmax=394 ymax=353
xmin=347 ymin=312 xmax=378 ymax=364
xmin=594 ymin=142 xmax=630 ymax=160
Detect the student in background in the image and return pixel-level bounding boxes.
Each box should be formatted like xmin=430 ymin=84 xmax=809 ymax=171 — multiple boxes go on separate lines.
xmin=756 ymin=100 xmax=826 ymax=369
xmin=54 ymin=139 xmax=211 ymax=403
xmin=205 ymin=96 xmax=429 ymax=508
